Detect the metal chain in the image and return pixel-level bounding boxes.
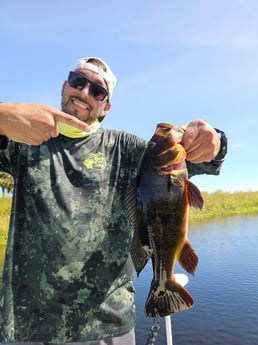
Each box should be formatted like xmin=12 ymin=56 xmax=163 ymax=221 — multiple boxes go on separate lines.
xmin=145 ymin=318 xmax=160 ymax=345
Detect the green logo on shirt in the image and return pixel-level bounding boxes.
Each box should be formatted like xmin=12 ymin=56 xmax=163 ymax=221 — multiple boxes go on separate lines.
xmin=84 ymin=152 xmax=107 ymax=170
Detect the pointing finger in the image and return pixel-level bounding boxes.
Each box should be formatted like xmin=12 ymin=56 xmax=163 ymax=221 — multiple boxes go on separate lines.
xmin=54 ymin=111 xmax=90 ymax=132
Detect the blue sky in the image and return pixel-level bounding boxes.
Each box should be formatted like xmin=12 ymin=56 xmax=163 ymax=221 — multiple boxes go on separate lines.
xmin=1 ymin=0 xmax=258 ymax=192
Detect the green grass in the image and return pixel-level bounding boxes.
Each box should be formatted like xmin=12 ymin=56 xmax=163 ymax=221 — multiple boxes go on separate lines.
xmin=190 ymin=190 xmax=258 ymax=223
xmin=1 ymin=191 xmax=258 ymax=246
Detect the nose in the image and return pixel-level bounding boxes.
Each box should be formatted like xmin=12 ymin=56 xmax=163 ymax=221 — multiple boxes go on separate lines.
xmin=80 ymin=83 xmax=91 ymax=96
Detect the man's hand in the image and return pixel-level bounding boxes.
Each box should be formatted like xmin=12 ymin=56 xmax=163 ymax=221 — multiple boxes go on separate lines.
xmin=181 ymin=119 xmax=221 ymax=163
xmin=0 ymin=102 xmax=90 ymax=145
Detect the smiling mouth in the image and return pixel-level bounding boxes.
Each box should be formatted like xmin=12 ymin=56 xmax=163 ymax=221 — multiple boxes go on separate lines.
xmin=72 ymin=98 xmax=91 ymax=110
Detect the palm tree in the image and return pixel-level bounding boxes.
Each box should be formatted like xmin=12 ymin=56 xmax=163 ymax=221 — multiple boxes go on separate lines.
xmin=0 ymin=172 xmax=14 ymax=196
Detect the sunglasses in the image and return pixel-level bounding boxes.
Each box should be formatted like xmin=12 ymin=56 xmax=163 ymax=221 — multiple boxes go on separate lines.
xmin=67 ymin=71 xmax=109 ymax=102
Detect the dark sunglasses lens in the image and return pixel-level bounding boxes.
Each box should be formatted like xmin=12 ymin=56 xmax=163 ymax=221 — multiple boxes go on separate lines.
xmin=68 ymin=72 xmax=86 ymax=89
xmin=90 ymin=84 xmax=108 ymax=101
xmin=68 ymin=72 xmax=108 ymax=101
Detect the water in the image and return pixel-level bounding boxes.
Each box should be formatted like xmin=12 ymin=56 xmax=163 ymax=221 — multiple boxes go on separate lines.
xmin=1 ymin=215 xmax=258 ymax=344
xmin=135 ymin=215 xmax=258 ymax=344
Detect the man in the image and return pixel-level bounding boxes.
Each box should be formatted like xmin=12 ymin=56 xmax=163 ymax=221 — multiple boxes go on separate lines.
xmin=0 ymin=57 xmax=227 ymax=345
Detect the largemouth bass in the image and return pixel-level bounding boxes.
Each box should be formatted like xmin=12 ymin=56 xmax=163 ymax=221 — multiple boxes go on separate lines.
xmin=127 ymin=123 xmax=203 ymax=318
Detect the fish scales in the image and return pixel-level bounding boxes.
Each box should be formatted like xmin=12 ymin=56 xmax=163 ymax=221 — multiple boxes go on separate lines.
xmin=129 ymin=123 xmax=203 ymax=318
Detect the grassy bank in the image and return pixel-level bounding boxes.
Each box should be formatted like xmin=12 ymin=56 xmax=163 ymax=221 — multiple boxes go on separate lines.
xmin=189 ymin=190 xmax=258 ymax=223
xmin=1 ymin=191 xmax=258 ymax=246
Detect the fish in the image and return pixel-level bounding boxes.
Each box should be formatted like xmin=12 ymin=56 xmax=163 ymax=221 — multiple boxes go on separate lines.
xmin=127 ymin=123 xmax=203 ymax=318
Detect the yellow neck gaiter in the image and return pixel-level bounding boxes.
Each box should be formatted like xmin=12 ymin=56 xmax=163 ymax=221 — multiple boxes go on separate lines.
xmin=58 ymin=120 xmax=100 ymax=139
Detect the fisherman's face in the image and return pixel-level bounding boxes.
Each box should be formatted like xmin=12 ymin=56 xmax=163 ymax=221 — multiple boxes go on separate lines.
xmin=61 ymin=68 xmax=111 ymax=124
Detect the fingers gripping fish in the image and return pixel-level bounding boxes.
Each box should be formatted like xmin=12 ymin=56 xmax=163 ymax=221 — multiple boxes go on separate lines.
xmin=127 ymin=123 xmax=203 ymax=318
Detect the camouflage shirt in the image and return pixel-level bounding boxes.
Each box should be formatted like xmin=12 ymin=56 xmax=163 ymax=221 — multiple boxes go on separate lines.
xmin=0 ymin=128 xmax=224 ymax=342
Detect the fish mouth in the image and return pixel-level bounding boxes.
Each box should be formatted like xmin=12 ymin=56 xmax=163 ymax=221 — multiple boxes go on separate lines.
xmin=149 ymin=123 xmax=187 ymax=175
xmin=165 ymin=145 xmax=186 ymax=164
xmin=155 ymin=123 xmax=185 ymax=143
xmin=159 ymin=160 xmax=186 ymax=175
xmin=154 ymin=144 xmax=186 ymax=174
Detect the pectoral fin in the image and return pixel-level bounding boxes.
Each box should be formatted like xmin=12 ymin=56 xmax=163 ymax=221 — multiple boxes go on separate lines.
xmin=188 ymin=181 xmax=204 ymax=209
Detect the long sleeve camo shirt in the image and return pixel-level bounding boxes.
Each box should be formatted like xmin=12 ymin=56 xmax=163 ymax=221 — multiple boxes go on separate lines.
xmin=0 ymin=128 xmax=225 ymax=342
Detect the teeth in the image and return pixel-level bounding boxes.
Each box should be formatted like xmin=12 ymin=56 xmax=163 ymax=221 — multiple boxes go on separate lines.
xmin=73 ymin=99 xmax=88 ymax=109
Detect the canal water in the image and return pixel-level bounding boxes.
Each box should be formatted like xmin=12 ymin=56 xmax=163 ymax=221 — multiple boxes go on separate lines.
xmin=135 ymin=215 xmax=258 ymax=344
xmin=1 ymin=215 xmax=258 ymax=344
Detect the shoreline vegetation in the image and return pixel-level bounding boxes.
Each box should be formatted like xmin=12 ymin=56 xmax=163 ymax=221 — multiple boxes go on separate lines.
xmin=1 ymin=191 xmax=258 ymax=246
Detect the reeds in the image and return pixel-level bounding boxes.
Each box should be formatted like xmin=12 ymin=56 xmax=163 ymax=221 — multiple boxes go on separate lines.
xmin=190 ymin=190 xmax=258 ymax=223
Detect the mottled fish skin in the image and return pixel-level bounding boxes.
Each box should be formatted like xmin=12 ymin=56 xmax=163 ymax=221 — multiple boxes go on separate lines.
xmin=129 ymin=123 xmax=203 ymax=318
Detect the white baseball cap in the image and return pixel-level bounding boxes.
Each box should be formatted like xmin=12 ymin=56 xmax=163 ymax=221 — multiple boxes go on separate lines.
xmin=74 ymin=57 xmax=117 ymax=101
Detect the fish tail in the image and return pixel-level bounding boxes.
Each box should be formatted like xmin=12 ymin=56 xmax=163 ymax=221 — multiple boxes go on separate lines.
xmin=144 ymin=279 xmax=194 ymax=318
xmin=178 ymin=240 xmax=198 ymax=275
